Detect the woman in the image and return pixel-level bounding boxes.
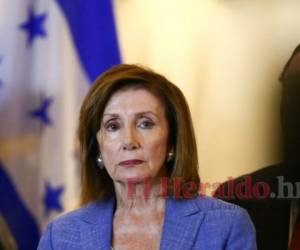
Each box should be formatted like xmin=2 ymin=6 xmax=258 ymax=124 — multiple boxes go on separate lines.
xmin=38 ymin=64 xmax=256 ymax=249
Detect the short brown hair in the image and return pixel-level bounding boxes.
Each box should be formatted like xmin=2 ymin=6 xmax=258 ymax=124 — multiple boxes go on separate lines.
xmin=78 ymin=64 xmax=200 ymax=205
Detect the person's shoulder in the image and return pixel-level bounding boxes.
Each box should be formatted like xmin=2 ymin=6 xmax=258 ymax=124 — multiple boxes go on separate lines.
xmin=192 ymin=196 xmax=255 ymax=234
xmin=175 ymin=195 xmax=251 ymax=221
xmin=192 ymin=195 xmax=245 ymax=212
xmin=176 ymin=196 xmax=255 ymax=232
xmin=46 ymin=202 xmax=97 ymax=231
xmin=188 ymin=195 xmax=254 ymax=227
xmin=223 ymin=163 xmax=283 ymax=185
xmin=38 ymin=197 xmax=116 ymax=249
xmin=189 ymin=196 xmax=257 ymax=249
xmin=213 ymin=164 xmax=284 ymax=201
xmin=50 ymin=196 xmax=115 ymax=226
xmin=37 ymin=201 xmax=103 ymax=249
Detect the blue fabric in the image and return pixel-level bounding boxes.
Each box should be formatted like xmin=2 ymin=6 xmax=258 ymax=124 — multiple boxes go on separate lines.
xmin=0 ymin=163 xmax=40 ymax=250
xmin=55 ymin=0 xmax=121 ymax=82
xmin=37 ymin=196 xmax=257 ymax=249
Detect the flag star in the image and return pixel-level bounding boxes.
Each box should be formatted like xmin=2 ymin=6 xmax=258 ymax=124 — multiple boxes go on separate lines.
xmin=19 ymin=6 xmax=47 ymax=46
xmin=29 ymin=95 xmax=53 ymax=126
xmin=43 ymin=182 xmax=64 ymax=215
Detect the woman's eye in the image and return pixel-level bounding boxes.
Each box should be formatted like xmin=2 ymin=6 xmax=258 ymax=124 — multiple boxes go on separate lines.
xmin=139 ymin=120 xmax=155 ymax=129
xmin=105 ymin=123 xmax=120 ymax=131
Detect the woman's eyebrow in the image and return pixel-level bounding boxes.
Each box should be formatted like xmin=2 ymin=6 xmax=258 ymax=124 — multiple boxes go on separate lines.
xmin=103 ymin=113 xmax=119 ymax=117
xmin=135 ymin=111 xmax=158 ymax=117
xmin=103 ymin=111 xmax=158 ymax=117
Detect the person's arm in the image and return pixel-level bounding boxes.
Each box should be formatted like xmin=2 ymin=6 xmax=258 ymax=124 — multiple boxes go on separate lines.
xmin=226 ymin=209 xmax=257 ymax=250
xmin=37 ymin=222 xmax=54 ymax=250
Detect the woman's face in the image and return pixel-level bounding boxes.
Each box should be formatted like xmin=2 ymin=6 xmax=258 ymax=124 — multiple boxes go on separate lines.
xmin=97 ymin=88 xmax=169 ymax=184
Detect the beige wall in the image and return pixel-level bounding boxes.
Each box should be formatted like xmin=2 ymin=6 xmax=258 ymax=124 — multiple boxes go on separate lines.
xmin=113 ymin=0 xmax=300 ymax=191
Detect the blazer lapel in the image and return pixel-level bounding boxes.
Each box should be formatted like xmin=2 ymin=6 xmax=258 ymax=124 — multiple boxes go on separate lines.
xmin=78 ymin=196 xmax=204 ymax=250
xmin=159 ymin=197 xmax=205 ymax=250
xmin=81 ymin=197 xmax=115 ymax=250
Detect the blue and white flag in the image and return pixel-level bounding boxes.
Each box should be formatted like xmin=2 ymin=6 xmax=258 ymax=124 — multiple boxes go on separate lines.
xmin=0 ymin=0 xmax=121 ymax=249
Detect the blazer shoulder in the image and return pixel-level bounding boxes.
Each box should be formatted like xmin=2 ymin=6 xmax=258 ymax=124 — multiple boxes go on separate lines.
xmin=50 ymin=199 xmax=110 ymax=229
xmin=175 ymin=196 xmax=253 ymax=224
xmin=194 ymin=195 xmax=244 ymax=212
xmin=38 ymin=202 xmax=103 ymax=249
xmin=193 ymin=196 xmax=255 ymax=228
xmin=42 ymin=203 xmax=92 ymax=236
xmin=37 ymin=207 xmax=83 ymax=249
xmin=51 ymin=203 xmax=88 ymax=224
xmin=168 ymin=196 xmax=257 ymax=249
xmin=191 ymin=197 xmax=257 ymax=249
xmin=192 ymin=196 xmax=255 ymax=228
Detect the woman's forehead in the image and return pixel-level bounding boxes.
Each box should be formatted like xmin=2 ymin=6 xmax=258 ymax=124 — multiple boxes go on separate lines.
xmin=103 ymin=88 xmax=165 ymax=115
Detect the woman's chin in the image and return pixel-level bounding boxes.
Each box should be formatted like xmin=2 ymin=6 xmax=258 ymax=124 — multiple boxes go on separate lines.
xmin=125 ymin=176 xmax=149 ymax=184
xmin=114 ymin=172 xmax=157 ymax=185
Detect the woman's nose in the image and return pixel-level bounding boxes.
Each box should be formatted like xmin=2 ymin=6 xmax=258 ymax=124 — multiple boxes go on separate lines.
xmin=122 ymin=127 xmax=139 ymax=150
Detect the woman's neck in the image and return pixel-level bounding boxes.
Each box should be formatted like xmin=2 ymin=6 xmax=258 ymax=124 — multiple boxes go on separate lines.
xmin=113 ymin=177 xmax=166 ymax=213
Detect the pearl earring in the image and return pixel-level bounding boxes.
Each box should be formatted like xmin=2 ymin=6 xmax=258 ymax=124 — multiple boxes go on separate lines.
xmin=167 ymin=149 xmax=175 ymax=162
xmin=97 ymin=155 xmax=104 ymax=169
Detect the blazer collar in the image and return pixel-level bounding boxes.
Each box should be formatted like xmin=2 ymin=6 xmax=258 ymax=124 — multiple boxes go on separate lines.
xmin=80 ymin=196 xmax=115 ymax=250
xmin=159 ymin=196 xmax=205 ymax=249
xmin=80 ymin=196 xmax=205 ymax=250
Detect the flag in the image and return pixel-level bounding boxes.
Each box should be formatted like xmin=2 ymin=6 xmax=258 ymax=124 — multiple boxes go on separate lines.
xmin=0 ymin=0 xmax=121 ymax=249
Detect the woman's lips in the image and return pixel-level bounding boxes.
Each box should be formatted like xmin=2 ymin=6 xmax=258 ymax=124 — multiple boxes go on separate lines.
xmin=119 ymin=159 xmax=144 ymax=167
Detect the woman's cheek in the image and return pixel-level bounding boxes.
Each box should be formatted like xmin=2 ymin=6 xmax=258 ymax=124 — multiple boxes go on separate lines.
xmin=148 ymin=136 xmax=168 ymax=158
xmin=99 ymin=133 xmax=121 ymax=165
xmin=100 ymin=131 xmax=120 ymax=147
xmin=102 ymin=138 xmax=120 ymax=156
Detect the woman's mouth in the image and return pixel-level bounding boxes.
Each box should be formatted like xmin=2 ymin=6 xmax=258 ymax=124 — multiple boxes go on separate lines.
xmin=119 ymin=159 xmax=144 ymax=167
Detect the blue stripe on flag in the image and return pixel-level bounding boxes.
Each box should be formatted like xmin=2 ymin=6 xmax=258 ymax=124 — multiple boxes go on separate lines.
xmin=0 ymin=163 xmax=40 ymax=250
xmin=55 ymin=0 xmax=121 ymax=82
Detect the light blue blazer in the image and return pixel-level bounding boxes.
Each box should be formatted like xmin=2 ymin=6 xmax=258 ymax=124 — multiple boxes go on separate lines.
xmin=38 ymin=196 xmax=257 ymax=249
